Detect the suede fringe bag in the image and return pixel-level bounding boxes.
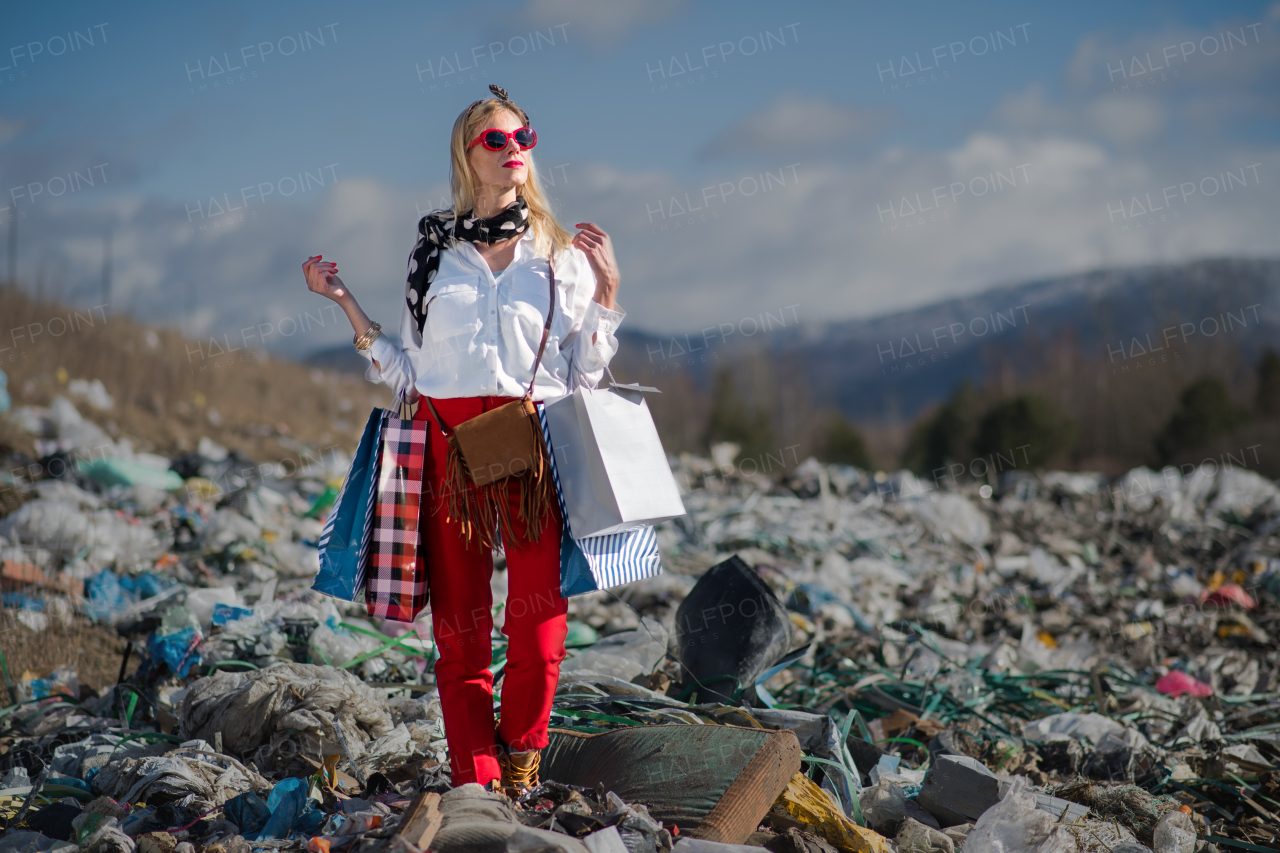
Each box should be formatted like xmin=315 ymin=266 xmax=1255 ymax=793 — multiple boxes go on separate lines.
xmin=423 ymin=254 xmax=557 ymax=549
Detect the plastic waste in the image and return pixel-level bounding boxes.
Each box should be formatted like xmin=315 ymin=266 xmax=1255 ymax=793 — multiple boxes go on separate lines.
xmin=769 ymin=772 xmax=891 ymax=853
xmin=247 ymin=777 xmax=315 ymax=840
xmin=47 ymin=396 xmax=116 ymax=455
xmin=19 ymin=665 xmax=79 ymax=701
xmin=860 ymin=777 xmax=908 ymax=833
xmin=79 ymin=458 xmax=183 ymax=491
xmin=119 ymin=572 xmax=179 ymax=600
xmin=184 ymin=586 xmax=242 ymax=630
xmin=67 ymin=379 xmax=113 ymax=411
xmin=907 ymin=493 xmax=990 ymax=549
xmin=225 ymin=791 xmax=271 ymax=835
xmin=91 ymin=746 xmax=265 ymax=811
xmin=0 ymin=367 xmax=9 ymax=414
xmin=0 ymin=830 xmax=76 ymax=853
xmin=146 ymin=608 xmax=203 ymax=678
xmin=962 ymin=777 xmax=1076 ymax=853
xmin=559 ymin=618 xmax=668 ymax=684
xmin=180 ymin=662 xmax=394 ymax=777
xmin=1151 ymin=807 xmax=1195 ymax=853
xmin=307 ymin=618 xmax=382 ymax=668
xmin=211 ymin=602 xmax=253 ymax=626
xmin=1154 ymin=670 xmax=1212 ymax=698
xmin=673 ymin=555 xmax=794 ymax=703
xmin=304 ymin=483 xmax=341 ymax=520
xmin=85 ymin=569 xmax=133 ymax=623
xmin=1200 ymin=583 xmax=1257 ymax=610
xmin=26 ymin=801 xmax=82 ymax=842
xmin=0 ymin=498 xmax=164 ymax=567
xmin=1209 ymin=468 xmax=1280 ymax=518
xmin=896 ymin=818 xmax=954 ymax=853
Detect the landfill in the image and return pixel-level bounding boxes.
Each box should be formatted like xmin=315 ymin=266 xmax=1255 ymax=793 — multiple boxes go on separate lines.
xmin=0 ymin=390 xmax=1277 ymax=853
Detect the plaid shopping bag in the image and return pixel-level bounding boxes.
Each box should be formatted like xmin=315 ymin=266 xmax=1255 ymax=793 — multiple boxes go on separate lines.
xmin=366 ymin=408 xmax=430 ymax=621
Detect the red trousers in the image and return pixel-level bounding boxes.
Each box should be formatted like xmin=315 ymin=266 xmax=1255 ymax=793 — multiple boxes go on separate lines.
xmin=415 ymin=396 xmax=568 ymax=787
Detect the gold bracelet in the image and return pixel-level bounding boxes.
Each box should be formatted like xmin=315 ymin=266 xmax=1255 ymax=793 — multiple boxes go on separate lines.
xmin=354 ymin=322 xmax=382 ymax=351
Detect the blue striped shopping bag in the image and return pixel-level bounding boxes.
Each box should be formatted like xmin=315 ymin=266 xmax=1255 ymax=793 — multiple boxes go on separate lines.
xmin=536 ymin=402 xmax=663 ymax=597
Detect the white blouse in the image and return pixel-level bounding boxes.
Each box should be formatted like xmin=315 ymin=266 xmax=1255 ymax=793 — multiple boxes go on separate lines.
xmin=359 ymin=228 xmax=626 ymax=401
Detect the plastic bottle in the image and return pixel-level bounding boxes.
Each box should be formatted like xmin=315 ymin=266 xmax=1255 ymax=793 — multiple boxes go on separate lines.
xmin=1152 ymin=806 xmax=1196 ymax=853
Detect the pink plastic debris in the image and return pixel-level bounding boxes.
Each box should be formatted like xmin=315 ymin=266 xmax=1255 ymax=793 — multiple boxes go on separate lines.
xmin=1200 ymin=583 xmax=1257 ymax=610
xmin=1156 ymin=670 xmax=1213 ymax=697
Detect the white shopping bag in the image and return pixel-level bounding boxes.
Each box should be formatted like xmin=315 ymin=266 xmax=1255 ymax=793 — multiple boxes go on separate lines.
xmin=542 ymin=380 xmax=686 ymax=538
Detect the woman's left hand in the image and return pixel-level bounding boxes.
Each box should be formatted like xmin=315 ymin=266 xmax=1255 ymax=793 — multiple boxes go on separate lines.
xmin=573 ymin=222 xmax=619 ymax=309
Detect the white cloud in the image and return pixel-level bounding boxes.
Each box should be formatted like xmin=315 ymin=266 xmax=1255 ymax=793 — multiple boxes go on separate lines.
xmin=1085 ymin=95 xmax=1168 ymax=146
xmin=1063 ymin=11 xmax=1280 ymax=94
xmin=517 ymin=0 xmax=686 ymax=52
xmin=697 ymin=93 xmax=901 ymax=159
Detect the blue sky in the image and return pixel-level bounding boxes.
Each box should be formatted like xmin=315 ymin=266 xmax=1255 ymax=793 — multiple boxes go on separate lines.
xmin=2 ymin=0 xmax=1277 ymax=354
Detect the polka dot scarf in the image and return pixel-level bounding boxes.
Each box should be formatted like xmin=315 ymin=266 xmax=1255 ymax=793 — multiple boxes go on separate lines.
xmin=405 ymin=195 xmax=531 ymax=334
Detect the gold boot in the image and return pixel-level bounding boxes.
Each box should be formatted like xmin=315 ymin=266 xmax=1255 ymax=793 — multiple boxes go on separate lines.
xmin=497 ymin=748 xmax=541 ymax=797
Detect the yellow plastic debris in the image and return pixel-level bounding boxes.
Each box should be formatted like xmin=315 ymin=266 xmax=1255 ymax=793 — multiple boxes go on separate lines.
xmin=1037 ymin=631 xmax=1058 ymax=649
xmin=769 ymin=771 xmax=891 ymax=853
xmin=183 ymin=477 xmax=221 ymax=499
xmin=1122 ymin=621 xmax=1154 ymax=640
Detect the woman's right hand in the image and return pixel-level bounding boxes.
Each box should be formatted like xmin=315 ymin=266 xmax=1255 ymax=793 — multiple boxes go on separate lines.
xmin=302 ymin=255 xmax=350 ymax=304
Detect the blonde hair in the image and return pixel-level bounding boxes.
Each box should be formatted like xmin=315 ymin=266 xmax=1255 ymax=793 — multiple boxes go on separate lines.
xmin=446 ymin=98 xmax=572 ymax=257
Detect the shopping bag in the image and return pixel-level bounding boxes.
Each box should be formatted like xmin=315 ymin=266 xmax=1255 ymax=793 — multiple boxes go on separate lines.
xmin=312 ymin=409 xmax=383 ymax=601
xmin=536 ymin=402 xmax=663 ymax=597
xmin=541 ymin=380 xmax=686 ymax=538
xmin=365 ymin=407 xmax=430 ymax=622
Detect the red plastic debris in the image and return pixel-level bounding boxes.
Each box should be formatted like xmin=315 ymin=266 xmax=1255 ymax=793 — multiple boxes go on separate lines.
xmin=1200 ymin=583 xmax=1257 ymax=610
xmin=1155 ymin=670 xmax=1213 ymax=697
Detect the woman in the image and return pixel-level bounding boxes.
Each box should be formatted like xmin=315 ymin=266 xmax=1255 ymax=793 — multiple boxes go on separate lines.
xmin=300 ymin=85 xmax=625 ymax=794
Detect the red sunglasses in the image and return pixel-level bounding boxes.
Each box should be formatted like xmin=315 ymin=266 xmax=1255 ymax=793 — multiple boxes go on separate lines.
xmin=467 ymin=126 xmax=537 ymax=151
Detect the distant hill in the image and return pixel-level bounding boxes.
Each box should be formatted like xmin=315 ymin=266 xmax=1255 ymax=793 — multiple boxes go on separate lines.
xmin=305 ymin=257 xmax=1280 ymax=428
xmin=305 ymin=343 xmax=375 ymax=376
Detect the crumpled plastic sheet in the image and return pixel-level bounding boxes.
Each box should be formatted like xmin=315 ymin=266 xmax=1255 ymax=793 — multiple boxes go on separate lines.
xmin=179 ymin=662 xmax=393 ymax=776
xmin=90 ymin=744 xmax=267 ymax=810
xmin=50 ymin=733 xmax=170 ymax=780
xmin=963 ymin=777 xmax=1077 ymax=853
xmin=355 ymin=722 xmax=436 ymax=777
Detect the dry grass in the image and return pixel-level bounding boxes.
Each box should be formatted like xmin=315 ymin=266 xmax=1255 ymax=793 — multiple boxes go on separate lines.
xmin=0 ymin=609 xmax=139 ymax=698
xmin=0 ymin=286 xmax=392 ymax=465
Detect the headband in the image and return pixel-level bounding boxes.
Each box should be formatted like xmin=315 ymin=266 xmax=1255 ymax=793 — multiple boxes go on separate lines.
xmin=465 ymin=84 xmax=529 ymax=125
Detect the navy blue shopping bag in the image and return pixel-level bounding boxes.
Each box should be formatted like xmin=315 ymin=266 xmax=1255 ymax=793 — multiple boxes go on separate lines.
xmin=312 ymin=409 xmax=383 ymax=600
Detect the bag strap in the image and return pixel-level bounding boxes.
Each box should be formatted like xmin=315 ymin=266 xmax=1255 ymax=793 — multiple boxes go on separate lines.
xmin=523 ymin=252 xmax=556 ymax=401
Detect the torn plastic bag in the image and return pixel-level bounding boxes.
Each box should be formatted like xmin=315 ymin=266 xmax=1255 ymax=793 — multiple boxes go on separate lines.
xmin=245 ymin=777 xmax=320 ymax=841
xmin=224 ymin=791 xmax=271 ymax=836
xmin=674 ymin=555 xmax=794 ymax=704
xmin=961 ymin=777 xmax=1077 ymax=853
